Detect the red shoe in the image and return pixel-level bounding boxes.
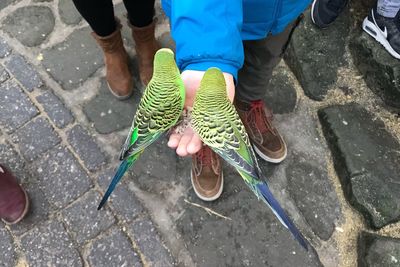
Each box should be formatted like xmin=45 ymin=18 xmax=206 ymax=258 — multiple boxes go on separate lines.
xmin=191 ymin=146 xmax=224 ymax=201
xmin=235 ymin=99 xmax=287 ymax=163
xmin=0 ymin=165 xmax=29 ymax=224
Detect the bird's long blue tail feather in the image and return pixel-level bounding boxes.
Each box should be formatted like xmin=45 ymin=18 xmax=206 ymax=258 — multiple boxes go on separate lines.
xmin=256 ymin=182 xmax=308 ymax=250
xmin=97 ymin=159 xmax=130 ymax=210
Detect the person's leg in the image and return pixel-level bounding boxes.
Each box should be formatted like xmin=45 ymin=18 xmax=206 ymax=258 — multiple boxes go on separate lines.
xmin=0 ymin=165 xmax=29 ymax=224
xmin=377 ymin=0 xmax=400 ymax=18
xmin=362 ymin=0 xmax=400 ymax=59
xmin=72 ymin=0 xmax=133 ymax=99
xmin=235 ymin=18 xmax=301 ymax=163
xmin=124 ymin=0 xmax=160 ymax=86
xmin=72 ymin=0 xmax=116 ymax=37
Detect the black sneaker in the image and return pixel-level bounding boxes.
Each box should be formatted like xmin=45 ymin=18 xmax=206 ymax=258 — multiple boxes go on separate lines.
xmin=362 ymin=7 xmax=400 ymax=60
xmin=311 ymin=0 xmax=349 ymax=28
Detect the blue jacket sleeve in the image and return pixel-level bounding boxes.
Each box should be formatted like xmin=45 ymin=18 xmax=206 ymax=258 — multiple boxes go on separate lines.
xmin=165 ymin=1 xmax=244 ymax=80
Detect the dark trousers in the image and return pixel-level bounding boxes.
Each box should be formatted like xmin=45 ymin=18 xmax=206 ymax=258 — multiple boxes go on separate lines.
xmin=72 ymin=0 xmax=155 ymax=37
xmin=236 ymin=18 xmax=300 ymax=103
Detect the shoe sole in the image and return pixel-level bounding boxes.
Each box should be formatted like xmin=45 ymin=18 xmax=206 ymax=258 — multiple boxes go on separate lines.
xmin=253 ymin=141 xmax=287 ymax=164
xmin=311 ymin=0 xmax=318 ymax=25
xmin=2 ymin=187 xmax=30 ymax=225
xmin=107 ymin=82 xmax=134 ymax=100
xmin=362 ymin=16 xmax=400 ymax=60
xmin=190 ymin=171 xmax=224 ymax=202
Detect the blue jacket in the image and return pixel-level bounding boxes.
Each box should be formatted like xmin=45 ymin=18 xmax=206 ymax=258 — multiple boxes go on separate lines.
xmin=162 ymin=0 xmax=311 ymax=79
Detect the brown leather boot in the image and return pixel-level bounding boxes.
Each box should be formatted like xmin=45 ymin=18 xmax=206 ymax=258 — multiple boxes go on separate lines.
xmin=191 ymin=146 xmax=223 ymax=201
xmin=0 ymin=165 xmax=29 ymax=224
xmin=235 ymin=98 xmax=287 ymax=163
xmin=92 ymin=18 xmax=133 ymax=100
xmin=129 ymin=20 xmax=160 ymax=86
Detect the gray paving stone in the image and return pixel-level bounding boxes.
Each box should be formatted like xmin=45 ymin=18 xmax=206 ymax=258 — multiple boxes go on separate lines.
xmin=0 ymin=142 xmax=28 ymax=183
xmin=42 ymin=27 xmax=102 ymax=90
xmin=0 ymin=228 xmax=15 ymax=267
xmin=59 ymin=0 xmax=82 ymax=25
xmin=3 ymin=6 xmax=55 ymax=47
xmin=349 ymin=29 xmax=400 ymax=108
xmin=266 ymin=110 xmax=342 ymax=241
xmin=87 ymin=227 xmax=142 ymax=267
xmin=0 ymin=80 xmax=39 ymax=133
xmin=318 ymin=103 xmax=400 ymax=228
xmin=62 ymin=191 xmax=115 ymax=245
xmin=0 ymin=37 xmax=12 ymax=58
xmin=20 ymin=220 xmax=82 ymax=266
xmin=358 ymin=232 xmax=400 ymax=267
xmin=0 ymin=0 xmax=20 ymax=11
xmin=263 ymin=64 xmax=297 ymax=114
xmin=285 ymin=9 xmax=349 ymax=100
xmin=98 ymin=169 xmax=145 ymax=222
xmin=132 ymin=138 xmax=178 ymax=193
xmin=0 ymin=65 xmax=10 ymax=83
xmin=12 ymin=117 xmax=61 ymax=162
xmin=83 ymin=79 xmax=141 ymax=134
xmin=36 ymin=91 xmax=74 ymax=128
xmin=67 ymin=125 xmax=107 ymax=171
xmin=9 ymin=183 xmax=52 ymax=236
xmin=33 ymin=146 xmax=92 ymax=209
xmin=4 ymin=54 xmax=43 ymax=91
xmin=128 ymin=218 xmax=174 ymax=267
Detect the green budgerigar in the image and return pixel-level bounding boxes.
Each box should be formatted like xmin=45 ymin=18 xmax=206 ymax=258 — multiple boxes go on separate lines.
xmin=98 ymin=48 xmax=185 ymax=210
xmin=192 ymin=68 xmax=308 ymax=250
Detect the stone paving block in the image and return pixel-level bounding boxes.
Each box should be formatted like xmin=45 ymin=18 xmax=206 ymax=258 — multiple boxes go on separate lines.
xmin=98 ymin=169 xmax=145 ymax=222
xmin=284 ymin=9 xmax=349 ymax=100
xmin=3 ymin=6 xmax=55 ymax=47
xmin=0 ymin=65 xmax=9 ymax=83
xmin=349 ymin=29 xmax=400 ymax=108
xmin=62 ymin=190 xmax=115 ymax=245
xmin=0 ymin=228 xmax=15 ymax=267
xmin=83 ymin=79 xmax=141 ymax=134
xmin=9 ymin=182 xmax=52 ymax=236
xmin=358 ymin=232 xmax=400 ymax=267
xmin=0 ymin=80 xmax=39 ymax=133
xmin=20 ymin=220 xmax=82 ymax=266
xmin=12 ymin=117 xmax=61 ymax=162
xmin=318 ymin=103 xmax=400 ymax=228
xmin=36 ymin=91 xmax=74 ymax=128
xmin=263 ymin=64 xmax=297 ymax=114
xmin=128 ymin=218 xmax=174 ymax=267
xmin=4 ymin=54 xmax=43 ymax=91
xmin=86 ymin=227 xmax=142 ymax=267
xmin=0 ymin=0 xmax=20 ymax=11
xmin=266 ymin=110 xmax=342 ymax=241
xmin=59 ymin=0 xmax=82 ymax=25
xmin=0 ymin=37 xmax=12 ymax=58
xmin=67 ymin=125 xmax=107 ymax=171
xmin=0 ymin=142 xmax=27 ymax=183
xmin=42 ymin=27 xmax=102 ymax=90
xmin=34 ymin=146 xmax=92 ymax=209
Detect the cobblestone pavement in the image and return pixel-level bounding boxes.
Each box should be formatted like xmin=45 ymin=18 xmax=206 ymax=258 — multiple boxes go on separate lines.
xmin=1 ymin=0 xmax=400 ymax=266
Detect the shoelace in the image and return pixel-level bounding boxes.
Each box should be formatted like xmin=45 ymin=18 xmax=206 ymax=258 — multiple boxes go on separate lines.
xmin=197 ymin=146 xmax=213 ymax=166
xmin=248 ymin=100 xmax=274 ymax=135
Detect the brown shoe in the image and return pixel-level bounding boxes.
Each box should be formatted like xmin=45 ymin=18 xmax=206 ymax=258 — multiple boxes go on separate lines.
xmin=191 ymin=146 xmax=223 ymax=201
xmin=92 ymin=18 xmax=133 ymax=100
xmin=0 ymin=165 xmax=29 ymax=225
xmin=235 ymin=99 xmax=287 ymax=163
xmin=129 ymin=20 xmax=161 ymax=86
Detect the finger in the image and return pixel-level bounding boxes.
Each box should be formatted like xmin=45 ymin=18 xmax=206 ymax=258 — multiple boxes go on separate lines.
xmin=187 ymin=133 xmax=202 ymax=155
xmin=168 ymin=133 xmax=181 ymax=149
xmin=176 ymin=131 xmax=193 ymax=157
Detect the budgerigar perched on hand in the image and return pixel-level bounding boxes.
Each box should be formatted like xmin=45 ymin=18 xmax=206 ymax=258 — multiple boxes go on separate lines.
xmin=98 ymin=48 xmax=185 ymax=210
xmin=192 ymin=67 xmax=308 ymax=250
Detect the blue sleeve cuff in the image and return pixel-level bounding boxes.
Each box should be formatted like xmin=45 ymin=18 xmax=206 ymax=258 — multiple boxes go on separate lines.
xmin=183 ymin=61 xmax=239 ymax=81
